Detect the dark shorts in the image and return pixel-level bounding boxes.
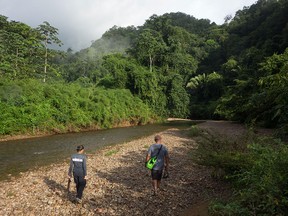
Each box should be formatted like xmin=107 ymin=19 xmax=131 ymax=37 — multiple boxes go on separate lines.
xmin=151 ymin=169 xmax=163 ymax=180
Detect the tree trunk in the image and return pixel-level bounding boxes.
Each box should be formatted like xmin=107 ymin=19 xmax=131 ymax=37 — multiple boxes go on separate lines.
xmin=149 ymin=55 xmax=153 ymax=72
xmin=15 ymin=48 xmax=18 ymax=77
xmin=44 ymin=38 xmax=48 ymax=83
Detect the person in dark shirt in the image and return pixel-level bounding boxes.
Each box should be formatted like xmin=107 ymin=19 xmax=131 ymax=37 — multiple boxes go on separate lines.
xmin=146 ymin=135 xmax=169 ymax=195
xmin=68 ymin=145 xmax=87 ymax=203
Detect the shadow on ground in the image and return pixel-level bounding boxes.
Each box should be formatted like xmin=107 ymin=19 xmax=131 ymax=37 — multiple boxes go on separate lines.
xmin=44 ymin=176 xmax=76 ymax=203
xmin=83 ymin=129 xmax=229 ymax=215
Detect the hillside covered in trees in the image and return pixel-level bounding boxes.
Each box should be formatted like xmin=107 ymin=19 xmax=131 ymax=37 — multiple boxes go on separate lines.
xmin=0 ymin=0 xmax=287 ymax=136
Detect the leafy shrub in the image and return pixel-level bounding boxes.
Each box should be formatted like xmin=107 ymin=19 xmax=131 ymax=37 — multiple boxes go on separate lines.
xmin=192 ymin=129 xmax=288 ymax=215
xmin=104 ymin=149 xmax=119 ymax=156
xmin=209 ymin=201 xmax=250 ymax=216
xmin=0 ymin=79 xmax=155 ymax=135
xmin=191 ymin=130 xmax=253 ymax=173
xmin=189 ymin=125 xmax=201 ymax=137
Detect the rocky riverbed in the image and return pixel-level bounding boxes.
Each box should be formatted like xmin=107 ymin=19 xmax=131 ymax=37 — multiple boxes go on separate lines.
xmin=0 ymin=127 xmax=228 ymax=215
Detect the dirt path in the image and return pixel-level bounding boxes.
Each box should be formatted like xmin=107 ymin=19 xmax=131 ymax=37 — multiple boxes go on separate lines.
xmin=0 ymin=126 xmax=229 ymax=216
xmin=198 ymin=120 xmax=273 ymax=139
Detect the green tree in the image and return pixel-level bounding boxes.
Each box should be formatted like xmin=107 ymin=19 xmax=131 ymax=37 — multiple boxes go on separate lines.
xmin=167 ymin=74 xmax=190 ymax=118
xmin=187 ymin=72 xmax=223 ymax=119
xmin=257 ymin=49 xmax=288 ymax=129
xmin=0 ymin=18 xmax=42 ymax=79
xmin=133 ymin=29 xmax=167 ymax=72
xmin=187 ymin=72 xmax=223 ymax=100
xmin=37 ymin=21 xmax=62 ymax=82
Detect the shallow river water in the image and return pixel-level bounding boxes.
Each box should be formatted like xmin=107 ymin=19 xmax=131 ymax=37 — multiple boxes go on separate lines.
xmin=0 ymin=121 xmax=193 ymax=181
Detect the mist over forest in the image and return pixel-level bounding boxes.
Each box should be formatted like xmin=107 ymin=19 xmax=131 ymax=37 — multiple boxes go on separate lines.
xmin=1 ymin=0 xmax=288 ymax=214
xmin=0 ymin=0 xmax=287 ymax=134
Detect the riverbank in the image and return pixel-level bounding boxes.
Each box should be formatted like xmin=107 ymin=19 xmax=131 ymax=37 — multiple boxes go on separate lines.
xmin=0 ymin=120 xmax=158 ymax=142
xmin=0 ymin=126 xmax=229 ymax=215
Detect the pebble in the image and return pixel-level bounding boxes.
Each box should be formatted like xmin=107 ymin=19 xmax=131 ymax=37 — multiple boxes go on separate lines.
xmin=0 ymin=128 xmax=229 ymax=215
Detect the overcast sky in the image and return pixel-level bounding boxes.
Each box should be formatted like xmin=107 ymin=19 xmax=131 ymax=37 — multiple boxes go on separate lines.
xmin=1 ymin=0 xmax=256 ymax=51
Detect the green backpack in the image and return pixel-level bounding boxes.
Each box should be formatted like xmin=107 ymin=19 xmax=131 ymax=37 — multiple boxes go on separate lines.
xmin=146 ymin=145 xmax=162 ymax=170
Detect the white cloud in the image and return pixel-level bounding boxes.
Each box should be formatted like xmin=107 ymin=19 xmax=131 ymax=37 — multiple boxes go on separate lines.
xmin=0 ymin=0 xmax=257 ymax=50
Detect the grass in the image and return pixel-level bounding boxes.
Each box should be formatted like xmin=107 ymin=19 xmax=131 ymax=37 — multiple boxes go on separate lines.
xmin=143 ymin=144 xmax=149 ymax=149
xmin=6 ymin=191 xmax=15 ymax=197
xmin=104 ymin=149 xmax=119 ymax=156
xmin=189 ymin=125 xmax=202 ymax=137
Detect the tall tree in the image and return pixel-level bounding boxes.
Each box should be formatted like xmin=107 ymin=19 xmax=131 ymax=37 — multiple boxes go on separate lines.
xmin=133 ymin=29 xmax=166 ymax=72
xmin=0 ymin=18 xmax=42 ymax=78
xmin=37 ymin=21 xmax=62 ymax=82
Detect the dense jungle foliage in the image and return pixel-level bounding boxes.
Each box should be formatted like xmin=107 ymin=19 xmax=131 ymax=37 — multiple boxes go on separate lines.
xmin=1 ymin=0 xmax=288 ymax=214
xmin=0 ymin=0 xmax=287 ymax=135
xmin=190 ymin=124 xmax=288 ymax=215
xmin=0 ymin=79 xmax=152 ymax=134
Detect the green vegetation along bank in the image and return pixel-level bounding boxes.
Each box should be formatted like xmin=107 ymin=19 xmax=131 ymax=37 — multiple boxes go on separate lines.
xmin=190 ymin=122 xmax=288 ymax=215
xmin=1 ymin=0 xmax=288 ymax=136
xmin=0 ymin=79 xmax=154 ymax=136
xmin=1 ymin=0 xmax=288 ymax=214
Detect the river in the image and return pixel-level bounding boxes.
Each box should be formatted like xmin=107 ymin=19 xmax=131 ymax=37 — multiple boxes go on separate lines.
xmin=0 ymin=121 xmax=194 ymax=181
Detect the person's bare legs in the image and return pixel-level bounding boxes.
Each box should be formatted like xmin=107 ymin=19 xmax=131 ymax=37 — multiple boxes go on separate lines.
xmin=152 ymin=180 xmax=158 ymax=195
xmin=152 ymin=180 xmax=162 ymax=195
xmin=157 ymin=180 xmax=161 ymax=190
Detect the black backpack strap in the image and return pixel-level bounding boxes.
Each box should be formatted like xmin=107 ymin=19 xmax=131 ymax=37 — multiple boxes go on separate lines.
xmin=156 ymin=145 xmax=163 ymax=157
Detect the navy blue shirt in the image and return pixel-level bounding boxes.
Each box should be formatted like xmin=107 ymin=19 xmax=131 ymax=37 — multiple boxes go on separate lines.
xmin=68 ymin=153 xmax=87 ymax=177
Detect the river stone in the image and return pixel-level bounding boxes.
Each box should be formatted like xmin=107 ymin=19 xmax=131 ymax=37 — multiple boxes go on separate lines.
xmin=0 ymin=128 xmax=230 ymax=215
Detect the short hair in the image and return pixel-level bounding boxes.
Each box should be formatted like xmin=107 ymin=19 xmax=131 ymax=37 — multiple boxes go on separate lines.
xmin=154 ymin=135 xmax=162 ymax=142
xmin=76 ymin=145 xmax=84 ymax=152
